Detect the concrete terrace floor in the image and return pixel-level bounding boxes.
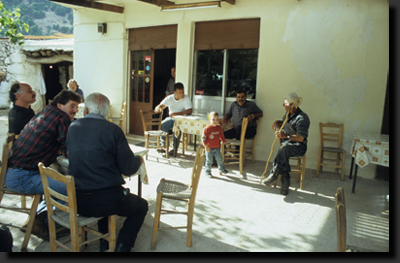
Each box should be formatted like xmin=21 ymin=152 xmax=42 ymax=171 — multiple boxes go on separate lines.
xmin=0 ymin=112 xmax=390 ymax=253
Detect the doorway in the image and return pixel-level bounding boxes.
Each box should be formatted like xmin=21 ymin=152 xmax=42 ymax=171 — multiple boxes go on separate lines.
xmin=42 ymin=62 xmax=73 ymax=105
xmin=128 ymin=49 xmax=176 ymax=135
xmin=154 ymin=49 xmax=176 ymax=120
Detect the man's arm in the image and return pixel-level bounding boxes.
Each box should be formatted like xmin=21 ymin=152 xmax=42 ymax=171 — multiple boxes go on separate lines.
xmin=154 ymin=104 xmax=166 ymax=114
xmin=170 ymin=108 xmax=192 ymax=117
xmin=247 ymin=112 xmax=263 ymax=123
xmin=220 ymin=114 xmax=231 ymax=124
xmin=274 ymin=131 xmax=305 ymax=142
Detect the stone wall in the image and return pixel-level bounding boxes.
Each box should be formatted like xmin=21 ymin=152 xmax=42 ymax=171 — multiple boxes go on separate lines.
xmin=0 ymin=39 xmax=45 ymax=113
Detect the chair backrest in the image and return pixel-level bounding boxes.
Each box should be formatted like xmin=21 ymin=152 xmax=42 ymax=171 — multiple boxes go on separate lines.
xmin=120 ymin=102 xmax=127 ymax=118
xmin=335 ymin=187 xmax=346 ymax=252
xmin=189 ymin=146 xmax=206 ymax=200
xmin=319 ymin=122 xmax=344 ymax=148
xmin=140 ymin=110 xmax=162 ymax=133
xmin=38 ymin=163 xmax=79 ymax=232
xmin=240 ymin=117 xmax=249 ymax=142
xmin=1 ymin=134 xmax=16 ymax=190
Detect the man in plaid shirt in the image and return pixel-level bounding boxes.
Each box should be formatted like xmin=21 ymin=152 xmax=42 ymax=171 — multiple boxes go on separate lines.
xmin=5 ymin=89 xmax=82 ymax=239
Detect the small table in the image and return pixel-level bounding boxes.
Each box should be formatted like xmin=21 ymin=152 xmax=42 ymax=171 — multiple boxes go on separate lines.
xmin=349 ymin=132 xmax=389 ymax=193
xmin=172 ymin=115 xmax=209 ymax=156
xmin=56 ymin=149 xmax=149 ymax=197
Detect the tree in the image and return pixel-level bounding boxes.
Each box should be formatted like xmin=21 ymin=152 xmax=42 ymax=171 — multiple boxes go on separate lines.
xmin=0 ymin=2 xmax=29 ymax=45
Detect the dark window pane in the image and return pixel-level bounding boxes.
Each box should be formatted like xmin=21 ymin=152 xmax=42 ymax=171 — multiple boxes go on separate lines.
xmin=138 ymin=77 xmax=144 ymax=102
xmin=138 ymin=51 xmax=144 ymax=74
xmin=131 ymin=76 xmax=137 ymax=102
xmin=195 ymin=50 xmax=223 ymax=96
xmin=132 ymin=51 xmax=137 ymax=74
xmin=227 ymin=49 xmax=258 ymax=99
xmin=145 ymin=77 xmax=150 ymax=103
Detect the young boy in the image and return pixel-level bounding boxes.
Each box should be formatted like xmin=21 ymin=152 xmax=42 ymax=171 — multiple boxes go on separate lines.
xmin=202 ymin=111 xmax=229 ymax=178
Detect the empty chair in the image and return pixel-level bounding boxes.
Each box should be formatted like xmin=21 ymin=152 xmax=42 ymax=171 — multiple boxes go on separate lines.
xmin=140 ymin=110 xmax=170 ymax=159
xmin=316 ymin=122 xmax=346 ymax=181
xmin=0 ymin=134 xmax=41 ymax=252
xmin=109 ymin=102 xmax=127 ymax=132
xmin=151 ymin=146 xmax=206 ymax=250
xmin=38 ymin=163 xmax=116 ymax=252
xmin=221 ymin=117 xmax=261 ymax=175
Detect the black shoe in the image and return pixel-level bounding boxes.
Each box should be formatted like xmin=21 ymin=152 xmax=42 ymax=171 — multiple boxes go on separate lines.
xmin=115 ymin=243 xmax=131 ymax=252
xmin=280 ymin=174 xmax=290 ymax=195
xmin=157 ymin=149 xmax=166 ymax=153
xmin=100 ymin=239 xmax=109 ymax=252
xmin=262 ymin=167 xmax=280 ymax=185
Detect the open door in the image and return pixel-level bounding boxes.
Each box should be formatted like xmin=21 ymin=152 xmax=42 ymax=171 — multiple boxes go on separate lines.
xmin=129 ymin=50 xmax=154 ymax=135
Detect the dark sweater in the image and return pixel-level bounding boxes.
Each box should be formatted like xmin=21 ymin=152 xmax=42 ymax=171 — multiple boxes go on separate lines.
xmin=66 ymin=113 xmax=141 ymax=192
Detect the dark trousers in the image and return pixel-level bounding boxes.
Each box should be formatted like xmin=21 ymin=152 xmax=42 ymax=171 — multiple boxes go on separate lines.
xmin=273 ymin=140 xmax=307 ymax=175
xmin=76 ymin=186 xmax=148 ymax=248
xmin=223 ymin=125 xmax=257 ymax=140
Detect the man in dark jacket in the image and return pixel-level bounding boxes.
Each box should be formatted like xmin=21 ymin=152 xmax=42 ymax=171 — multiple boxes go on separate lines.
xmin=262 ymin=92 xmax=310 ymax=195
xmin=66 ymin=92 xmax=148 ymax=252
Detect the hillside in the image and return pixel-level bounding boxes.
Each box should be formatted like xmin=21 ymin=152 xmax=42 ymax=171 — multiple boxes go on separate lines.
xmin=0 ymin=0 xmax=73 ymax=37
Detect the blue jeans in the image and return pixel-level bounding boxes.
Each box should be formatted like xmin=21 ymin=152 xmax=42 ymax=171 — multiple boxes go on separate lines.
xmin=161 ymin=117 xmax=181 ymax=149
xmin=5 ymin=168 xmax=67 ymax=214
xmin=272 ymin=140 xmax=307 ymax=175
xmin=205 ymin=148 xmax=226 ymax=174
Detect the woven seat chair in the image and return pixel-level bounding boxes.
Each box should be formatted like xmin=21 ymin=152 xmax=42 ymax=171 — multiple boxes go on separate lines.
xmin=151 ymin=146 xmax=206 ymax=250
xmin=109 ymin=102 xmax=127 ymax=133
xmin=0 ymin=134 xmax=41 ymax=252
xmin=221 ymin=117 xmax=261 ymax=175
xmin=140 ymin=109 xmax=170 ymax=159
xmin=38 ymin=163 xmax=116 ymax=252
xmin=316 ymin=122 xmax=346 ymax=181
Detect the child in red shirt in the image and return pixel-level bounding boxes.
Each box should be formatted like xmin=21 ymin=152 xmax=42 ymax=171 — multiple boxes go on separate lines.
xmin=202 ymin=111 xmax=229 ymax=177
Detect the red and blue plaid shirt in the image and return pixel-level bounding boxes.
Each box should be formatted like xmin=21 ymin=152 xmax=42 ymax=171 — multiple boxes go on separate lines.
xmin=8 ymin=105 xmax=71 ymax=170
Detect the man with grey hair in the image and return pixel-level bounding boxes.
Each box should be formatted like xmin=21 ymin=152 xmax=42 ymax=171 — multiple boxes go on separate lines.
xmin=8 ymin=81 xmax=36 ymax=134
xmin=66 ymin=92 xmax=148 ymax=252
xmin=261 ymin=92 xmax=310 ymax=195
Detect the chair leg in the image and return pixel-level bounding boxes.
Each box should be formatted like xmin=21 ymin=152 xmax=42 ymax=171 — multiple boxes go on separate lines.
xmin=316 ymin=148 xmax=322 ymax=177
xmin=340 ymin=151 xmax=346 ymax=181
xmin=187 ymin=201 xmax=195 ymax=247
xmin=49 ymin=220 xmax=58 ymax=252
xmin=20 ymin=194 xmax=41 ymax=252
xmin=165 ymin=136 xmax=169 ymax=158
xmin=300 ymin=156 xmax=306 ymax=190
xmin=145 ymin=136 xmax=149 ymax=160
xmin=21 ymin=196 xmax=27 ymax=209
xmin=151 ymin=192 xmax=163 ymax=250
xmin=108 ymin=215 xmax=116 ymax=252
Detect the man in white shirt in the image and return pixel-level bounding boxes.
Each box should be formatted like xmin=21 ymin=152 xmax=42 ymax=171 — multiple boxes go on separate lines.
xmin=154 ymin=82 xmax=192 ymax=155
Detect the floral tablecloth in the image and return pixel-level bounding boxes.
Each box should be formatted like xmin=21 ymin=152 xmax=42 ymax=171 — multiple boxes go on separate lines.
xmin=351 ymin=132 xmax=389 ymax=168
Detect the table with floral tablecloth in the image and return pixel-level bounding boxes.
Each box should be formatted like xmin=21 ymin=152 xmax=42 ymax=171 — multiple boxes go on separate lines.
xmin=349 ymin=132 xmax=389 ymax=193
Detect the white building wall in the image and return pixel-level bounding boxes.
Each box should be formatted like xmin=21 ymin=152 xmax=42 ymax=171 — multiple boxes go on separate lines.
xmin=72 ymin=0 xmax=389 ymax=179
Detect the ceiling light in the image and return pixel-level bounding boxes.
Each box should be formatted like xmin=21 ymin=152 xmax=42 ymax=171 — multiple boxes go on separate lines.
xmin=161 ymin=1 xmax=221 ymax=12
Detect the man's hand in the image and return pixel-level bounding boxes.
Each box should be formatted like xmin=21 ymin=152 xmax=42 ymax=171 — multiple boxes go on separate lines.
xmin=272 ymin=120 xmax=283 ymax=131
xmin=220 ymin=118 xmax=227 ymax=124
xmin=154 ymin=105 xmax=163 ymax=113
xmin=274 ymin=130 xmax=286 ymax=139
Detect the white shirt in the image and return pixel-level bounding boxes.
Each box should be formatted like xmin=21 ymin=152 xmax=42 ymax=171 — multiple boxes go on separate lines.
xmin=161 ymin=94 xmax=192 ymax=116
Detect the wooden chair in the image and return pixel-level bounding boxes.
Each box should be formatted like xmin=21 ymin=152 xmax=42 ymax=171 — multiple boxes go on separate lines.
xmin=38 ymin=163 xmax=116 ymax=252
xmin=273 ymin=139 xmax=307 ymax=190
xmin=140 ymin=110 xmax=170 ymax=159
xmin=109 ymin=102 xmax=127 ymax=133
xmin=151 ymin=146 xmax=206 ymax=250
xmin=0 ymin=134 xmax=41 ymax=252
xmin=221 ymin=117 xmax=261 ymax=175
xmin=335 ymin=187 xmax=346 ymax=252
xmin=316 ymin=122 xmax=346 ymax=181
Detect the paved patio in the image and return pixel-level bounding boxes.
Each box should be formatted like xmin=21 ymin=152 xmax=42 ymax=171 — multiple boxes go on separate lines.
xmin=0 ymin=113 xmax=389 ymax=252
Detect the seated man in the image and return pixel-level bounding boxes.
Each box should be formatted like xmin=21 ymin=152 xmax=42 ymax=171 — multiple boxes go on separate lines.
xmin=154 ymin=82 xmax=192 ymax=155
xmin=261 ymin=92 xmax=310 ymax=195
xmin=220 ymin=89 xmax=263 ymax=140
xmin=5 ymin=90 xmax=81 ymax=238
xmin=8 ymin=81 xmax=36 ymax=135
xmin=66 ymin=93 xmax=148 ymax=252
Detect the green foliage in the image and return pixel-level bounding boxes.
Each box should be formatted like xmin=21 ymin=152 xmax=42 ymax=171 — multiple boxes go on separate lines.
xmin=1 ymin=0 xmax=73 ymax=37
xmin=0 ymin=2 xmax=29 ymax=45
